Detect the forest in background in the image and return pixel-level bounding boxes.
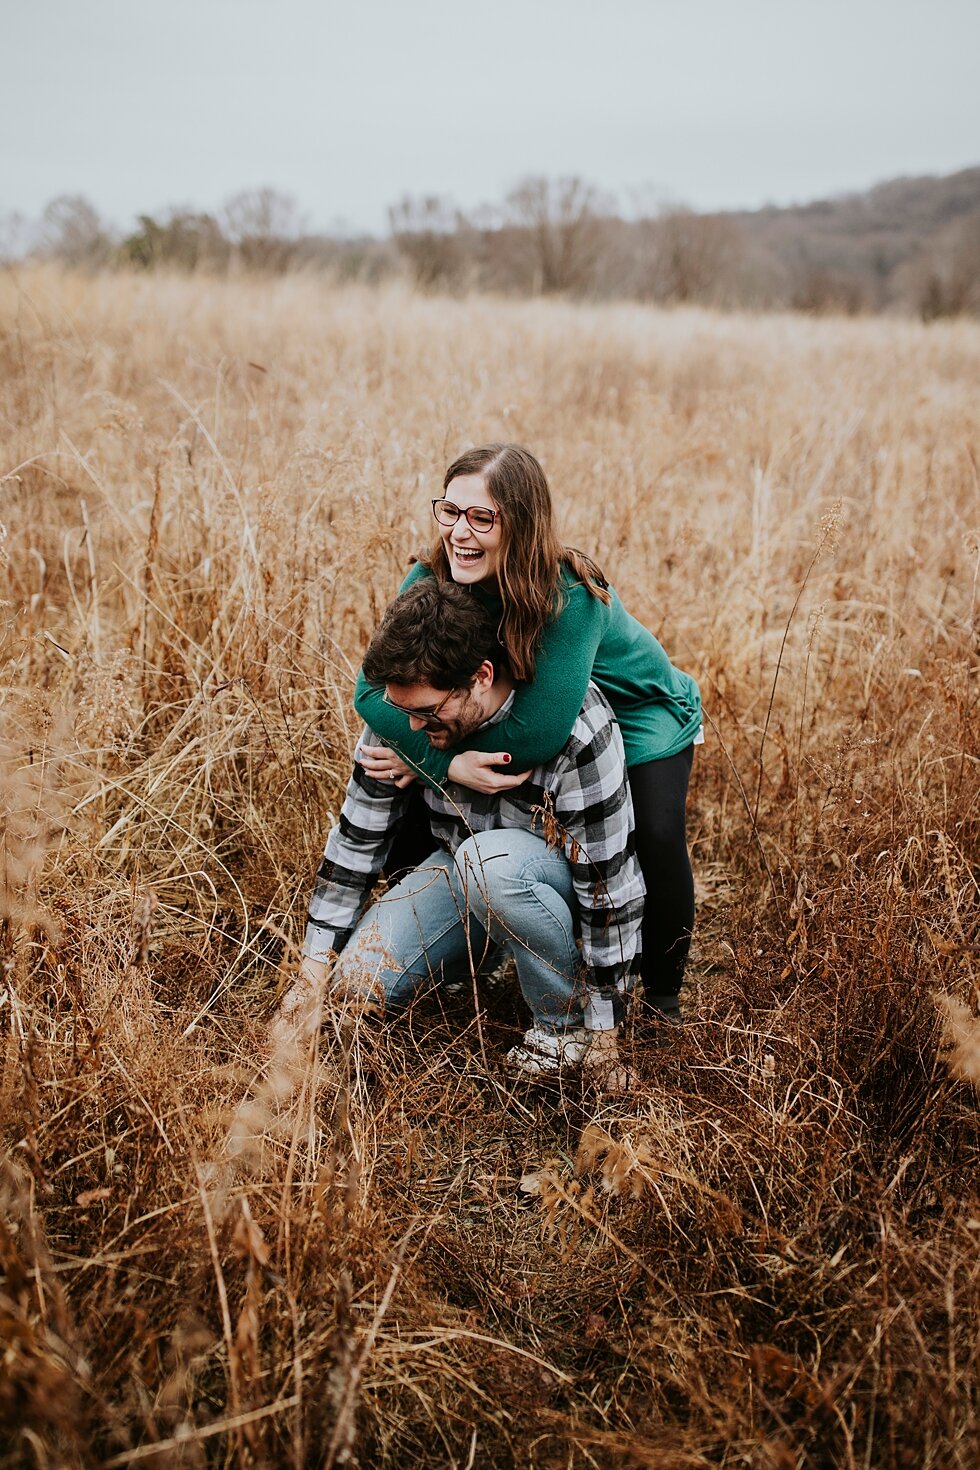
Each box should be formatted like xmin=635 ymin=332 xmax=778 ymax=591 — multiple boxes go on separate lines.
xmin=3 ymin=164 xmax=979 ymax=318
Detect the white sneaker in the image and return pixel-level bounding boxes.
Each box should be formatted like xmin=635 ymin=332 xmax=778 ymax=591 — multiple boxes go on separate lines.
xmin=506 ymin=1024 xmax=590 ymax=1075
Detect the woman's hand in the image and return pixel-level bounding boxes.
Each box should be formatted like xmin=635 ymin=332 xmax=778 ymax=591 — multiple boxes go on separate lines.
xmin=447 ymin=750 xmax=531 ymax=794
xmin=357 ymin=743 xmax=417 ymax=788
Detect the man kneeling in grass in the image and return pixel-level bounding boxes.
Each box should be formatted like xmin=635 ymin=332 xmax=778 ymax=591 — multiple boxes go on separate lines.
xmin=285 ymin=579 xmax=645 ymax=1085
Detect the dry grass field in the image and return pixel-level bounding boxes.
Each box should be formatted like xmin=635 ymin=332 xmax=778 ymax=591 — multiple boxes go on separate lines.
xmin=1 ymin=267 xmax=978 ymax=1468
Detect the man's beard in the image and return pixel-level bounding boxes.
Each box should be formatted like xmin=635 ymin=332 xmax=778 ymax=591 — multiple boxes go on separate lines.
xmin=425 ymin=690 xmax=484 ymax=749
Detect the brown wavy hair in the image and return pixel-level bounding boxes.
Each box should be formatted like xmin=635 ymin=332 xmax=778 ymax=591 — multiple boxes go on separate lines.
xmin=423 ymin=444 xmax=611 ymax=681
xmin=362 ymin=579 xmax=507 ymax=690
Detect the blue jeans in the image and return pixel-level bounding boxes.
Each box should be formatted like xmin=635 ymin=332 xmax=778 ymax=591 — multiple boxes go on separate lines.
xmin=334 ymin=828 xmax=585 ymax=1032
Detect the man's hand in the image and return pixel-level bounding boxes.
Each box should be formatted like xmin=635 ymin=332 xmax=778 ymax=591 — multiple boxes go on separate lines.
xmin=582 ymin=1027 xmax=633 ymax=1093
xmin=447 ymin=750 xmax=531 ymax=794
xmin=270 ymin=955 xmax=330 ymax=1049
xmin=356 ymin=743 xmax=417 ymax=788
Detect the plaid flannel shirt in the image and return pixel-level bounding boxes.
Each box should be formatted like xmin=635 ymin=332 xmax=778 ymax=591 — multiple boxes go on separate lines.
xmin=304 ymin=683 xmax=645 ymax=1026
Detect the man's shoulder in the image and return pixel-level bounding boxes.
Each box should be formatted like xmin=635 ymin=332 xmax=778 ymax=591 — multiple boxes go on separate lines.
xmin=555 ymin=683 xmax=620 ymax=763
xmin=573 ymin=681 xmax=617 ymax=731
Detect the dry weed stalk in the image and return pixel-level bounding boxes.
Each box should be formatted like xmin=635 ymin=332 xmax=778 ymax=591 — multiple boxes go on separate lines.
xmin=936 ymin=993 xmax=980 ymax=1086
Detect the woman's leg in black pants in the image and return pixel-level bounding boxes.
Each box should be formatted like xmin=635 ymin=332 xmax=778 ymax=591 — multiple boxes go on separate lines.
xmin=627 ymin=745 xmax=695 ymax=1022
xmin=381 ymin=783 xmax=436 ymax=881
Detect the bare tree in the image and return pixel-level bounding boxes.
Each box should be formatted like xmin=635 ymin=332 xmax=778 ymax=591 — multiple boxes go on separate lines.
xmin=221 ymin=188 xmax=306 ymax=270
xmin=39 ymin=195 xmax=112 ymax=267
xmin=388 ymin=194 xmax=467 ymax=289
xmin=642 ymin=209 xmax=743 ymax=304
xmin=503 ymin=175 xmax=611 ymax=294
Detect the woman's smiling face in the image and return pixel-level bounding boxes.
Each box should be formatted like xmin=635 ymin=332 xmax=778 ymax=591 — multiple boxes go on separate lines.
xmin=438 ymin=473 xmax=503 ymax=585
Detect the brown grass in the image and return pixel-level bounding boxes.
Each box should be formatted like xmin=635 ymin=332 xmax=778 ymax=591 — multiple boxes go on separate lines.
xmin=1 ymin=265 xmax=978 ymax=1468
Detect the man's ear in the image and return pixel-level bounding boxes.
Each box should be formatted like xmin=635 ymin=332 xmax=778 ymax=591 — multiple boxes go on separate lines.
xmin=472 ymin=659 xmax=496 ymax=690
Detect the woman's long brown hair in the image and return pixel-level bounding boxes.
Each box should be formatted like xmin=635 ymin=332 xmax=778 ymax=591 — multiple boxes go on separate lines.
xmin=423 ymin=444 xmax=611 ymax=681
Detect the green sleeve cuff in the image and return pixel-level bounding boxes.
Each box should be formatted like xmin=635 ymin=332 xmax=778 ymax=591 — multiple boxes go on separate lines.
xmin=352 ymin=672 xmax=453 ymax=789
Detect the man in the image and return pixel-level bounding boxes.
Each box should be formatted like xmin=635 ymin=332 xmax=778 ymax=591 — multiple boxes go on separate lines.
xmin=289 ymin=578 xmax=645 ymax=1081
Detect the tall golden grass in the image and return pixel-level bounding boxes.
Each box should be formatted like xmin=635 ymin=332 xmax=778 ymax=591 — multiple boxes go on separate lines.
xmin=1 ymin=266 xmax=978 ymax=1468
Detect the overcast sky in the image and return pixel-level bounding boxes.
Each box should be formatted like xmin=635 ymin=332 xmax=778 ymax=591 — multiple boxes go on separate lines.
xmin=5 ymin=0 xmax=979 ymax=235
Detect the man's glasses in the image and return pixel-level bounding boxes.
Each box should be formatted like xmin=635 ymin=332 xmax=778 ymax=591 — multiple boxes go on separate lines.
xmin=382 ymin=686 xmax=459 ymax=727
xmin=432 ymin=499 xmax=500 ymax=534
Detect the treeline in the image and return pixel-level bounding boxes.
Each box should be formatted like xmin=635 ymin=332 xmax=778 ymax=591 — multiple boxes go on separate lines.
xmin=0 ymin=189 xmax=385 ymax=281
xmin=3 ymin=171 xmax=979 ymax=318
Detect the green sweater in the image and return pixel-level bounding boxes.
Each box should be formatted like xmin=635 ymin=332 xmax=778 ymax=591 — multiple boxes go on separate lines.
xmin=353 ymin=561 xmax=702 ymax=789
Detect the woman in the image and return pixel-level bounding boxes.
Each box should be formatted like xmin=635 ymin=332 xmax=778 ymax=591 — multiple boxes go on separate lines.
xmin=354 ymin=444 xmax=701 ymax=1023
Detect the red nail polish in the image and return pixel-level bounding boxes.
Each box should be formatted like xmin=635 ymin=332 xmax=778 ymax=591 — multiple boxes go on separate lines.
xmin=503 ymin=754 xmax=511 ymax=763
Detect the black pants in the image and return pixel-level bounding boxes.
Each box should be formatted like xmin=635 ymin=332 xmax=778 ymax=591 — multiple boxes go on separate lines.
xmin=628 ymin=744 xmax=695 ymax=1010
xmin=381 ymin=785 xmax=437 ymax=881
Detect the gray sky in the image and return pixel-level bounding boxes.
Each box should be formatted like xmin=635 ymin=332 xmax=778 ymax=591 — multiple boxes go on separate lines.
xmin=5 ymin=0 xmax=979 ymax=235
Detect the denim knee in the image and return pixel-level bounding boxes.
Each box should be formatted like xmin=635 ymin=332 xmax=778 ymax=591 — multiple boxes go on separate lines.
xmin=451 ymin=829 xmax=572 ymax=930
xmin=452 ymin=833 xmax=512 ymax=925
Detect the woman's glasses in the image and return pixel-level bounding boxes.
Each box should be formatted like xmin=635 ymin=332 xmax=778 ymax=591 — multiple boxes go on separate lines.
xmin=432 ymin=499 xmax=500 ymax=534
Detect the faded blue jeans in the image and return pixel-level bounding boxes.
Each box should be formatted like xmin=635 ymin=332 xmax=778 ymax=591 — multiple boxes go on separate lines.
xmin=334 ymin=827 xmax=585 ymax=1033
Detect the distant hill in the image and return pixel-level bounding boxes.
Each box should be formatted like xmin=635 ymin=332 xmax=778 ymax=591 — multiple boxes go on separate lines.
xmin=386 ymin=164 xmax=980 ymax=316
xmin=725 ymin=166 xmax=980 ymax=313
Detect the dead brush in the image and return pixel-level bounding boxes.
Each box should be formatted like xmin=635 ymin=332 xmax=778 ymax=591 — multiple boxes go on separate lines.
xmin=0 ymin=267 xmax=978 ymax=1467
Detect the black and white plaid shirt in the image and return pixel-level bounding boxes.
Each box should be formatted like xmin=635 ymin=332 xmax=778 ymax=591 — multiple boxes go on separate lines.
xmin=304 ymin=683 xmax=645 ymax=1028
